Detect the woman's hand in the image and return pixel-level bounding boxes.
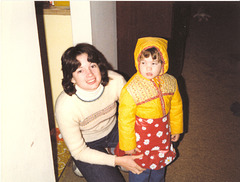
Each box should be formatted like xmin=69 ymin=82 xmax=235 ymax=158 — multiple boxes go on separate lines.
xmin=115 ymin=154 xmax=145 ymax=175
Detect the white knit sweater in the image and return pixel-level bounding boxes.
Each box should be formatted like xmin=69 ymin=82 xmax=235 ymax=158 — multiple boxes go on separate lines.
xmin=55 ymin=70 xmax=126 ymax=166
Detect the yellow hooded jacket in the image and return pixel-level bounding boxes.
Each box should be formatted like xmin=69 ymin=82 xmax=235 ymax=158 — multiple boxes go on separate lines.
xmin=118 ymin=37 xmax=183 ymax=151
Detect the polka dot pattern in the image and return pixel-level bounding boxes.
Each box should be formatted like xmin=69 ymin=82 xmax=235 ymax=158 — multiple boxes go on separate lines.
xmin=134 ymin=115 xmax=176 ymax=170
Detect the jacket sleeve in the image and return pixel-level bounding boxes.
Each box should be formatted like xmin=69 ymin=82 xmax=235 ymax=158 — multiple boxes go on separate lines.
xmin=169 ymin=82 xmax=183 ymax=135
xmin=118 ymin=87 xmax=137 ymax=151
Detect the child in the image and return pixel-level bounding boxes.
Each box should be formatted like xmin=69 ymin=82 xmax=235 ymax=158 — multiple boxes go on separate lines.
xmin=117 ymin=37 xmax=183 ymax=182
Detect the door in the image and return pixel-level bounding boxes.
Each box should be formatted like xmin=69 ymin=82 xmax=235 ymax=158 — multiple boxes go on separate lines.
xmin=116 ymin=1 xmax=190 ymax=79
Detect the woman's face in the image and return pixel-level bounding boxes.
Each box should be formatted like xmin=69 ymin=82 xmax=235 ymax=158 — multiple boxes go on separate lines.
xmin=71 ymin=53 xmax=102 ymax=91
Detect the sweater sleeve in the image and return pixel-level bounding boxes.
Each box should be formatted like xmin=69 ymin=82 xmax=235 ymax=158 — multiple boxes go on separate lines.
xmin=118 ymin=88 xmax=137 ymax=151
xmin=169 ymin=81 xmax=183 ymax=135
xmin=108 ymin=70 xmax=127 ymax=99
xmin=55 ymin=94 xmax=116 ymax=167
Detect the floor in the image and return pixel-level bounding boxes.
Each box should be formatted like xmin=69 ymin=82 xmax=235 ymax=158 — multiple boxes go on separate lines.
xmin=58 ymin=2 xmax=240 ymax=182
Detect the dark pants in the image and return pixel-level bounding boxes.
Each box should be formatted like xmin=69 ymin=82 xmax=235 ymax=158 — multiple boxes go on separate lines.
xmin=129 ymin=168 xmax=165 ymax=182
xmin=73 ymin=123 xmax=125 ymax=182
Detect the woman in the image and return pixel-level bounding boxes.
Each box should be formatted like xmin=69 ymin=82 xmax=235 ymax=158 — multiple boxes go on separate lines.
xmin=55 ymin=43 xmax=145 ymax=182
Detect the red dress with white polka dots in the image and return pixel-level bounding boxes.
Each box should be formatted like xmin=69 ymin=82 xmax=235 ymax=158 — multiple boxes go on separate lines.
xmin=133 ymin=114 xmax=176 ymax=170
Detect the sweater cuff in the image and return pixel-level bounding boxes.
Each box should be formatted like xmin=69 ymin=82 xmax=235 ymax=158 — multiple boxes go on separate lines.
xmin=112 ymin=155 xmax=116 ymax=167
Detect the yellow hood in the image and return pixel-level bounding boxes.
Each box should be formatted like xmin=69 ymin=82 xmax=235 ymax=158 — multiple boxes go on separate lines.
xmin=134 ymin=37 xmax=169 ymax=76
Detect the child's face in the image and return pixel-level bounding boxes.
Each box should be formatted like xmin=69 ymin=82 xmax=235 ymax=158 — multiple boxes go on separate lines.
xmin=71 ymin=53 xmax=102 ymax=91
xmin=139 ymin=56 xmax=162 ymax=80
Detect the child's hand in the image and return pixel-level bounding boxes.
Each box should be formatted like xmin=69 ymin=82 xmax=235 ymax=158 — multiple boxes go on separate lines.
xmin=125 ymin=149 xmax=135 ymax=155
xmin=171 ymin=134 xmax=180 ymax=142
xmin=125 ymin=148 xmax=141 ymax=155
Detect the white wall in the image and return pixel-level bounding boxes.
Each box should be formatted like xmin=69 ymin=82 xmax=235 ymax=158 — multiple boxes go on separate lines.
xmin=70 ymin=1 xmax=118 ymax=69
xmin=91 ymin=1 xmax=118 ymax=69
xmin=70 ymin=1 xmax=92 ymax=45
xmin=1 ymin=2 xmax=55 ymax=182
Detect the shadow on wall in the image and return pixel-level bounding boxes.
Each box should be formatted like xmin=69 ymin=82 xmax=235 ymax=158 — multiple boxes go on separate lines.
xmin=168 ymin=2 xmax=191 ymax=145
xmin=177 ymin=76 xmax=189 ymax=133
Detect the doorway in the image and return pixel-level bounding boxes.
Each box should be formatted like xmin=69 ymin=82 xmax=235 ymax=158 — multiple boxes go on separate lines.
xmin=116 ymin=1 xmax=191 ymax=79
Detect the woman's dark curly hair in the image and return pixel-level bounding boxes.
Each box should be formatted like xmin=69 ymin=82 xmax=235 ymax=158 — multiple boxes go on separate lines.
xmin=61 ymin=43 xmax=113 ymax=96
